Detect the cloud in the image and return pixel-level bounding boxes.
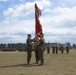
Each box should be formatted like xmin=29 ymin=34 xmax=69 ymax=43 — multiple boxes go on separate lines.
xmin=44 ymin=8 xmax=51 ymax=13
xmin=64 ymin=0 xmax=76 ymax=1
xmin=3 ymin=8 xmax=14 ymax=16
xmin=40 ymin=6 xmax=76 ymax=43
xmin=3 ymin=0 xmax=51 ymax=18
xmin=0 ymin=0 xmax=76 ymax=44
xmin=41 ymin=6 xmax=76 ymax=28
xmin=0 ymin=0 xmax=7 ymax=2
xmin=19 ymin=0 xmax=25 ymax=3
xmin=0 ymin=18 xmax=35 ymax=43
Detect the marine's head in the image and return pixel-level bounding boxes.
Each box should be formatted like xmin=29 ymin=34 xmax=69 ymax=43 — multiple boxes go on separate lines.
xmin=27 ymin=34 xmax=31 ymax=39
xmin=40 ymin=33 xmax=44 ymax=38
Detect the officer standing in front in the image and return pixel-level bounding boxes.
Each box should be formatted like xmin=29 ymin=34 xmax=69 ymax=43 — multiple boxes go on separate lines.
xmin=34 ymin=36 xmax=39 ymax=64
xmin=26 ymin=34 xmax=32 ymax=64
xmin=37 ymin=33 xmax=45 ymax=65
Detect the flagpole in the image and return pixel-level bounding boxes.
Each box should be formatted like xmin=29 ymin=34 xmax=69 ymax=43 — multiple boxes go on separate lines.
xmin=35 ymin=3 xmax=36 ymax=37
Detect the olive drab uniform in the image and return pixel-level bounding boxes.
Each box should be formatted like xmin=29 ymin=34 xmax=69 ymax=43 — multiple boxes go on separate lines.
xmin=26 ymin=38 xmax=32 ymax=64
xmin=38 ymin=38 xmax=45 ymax=65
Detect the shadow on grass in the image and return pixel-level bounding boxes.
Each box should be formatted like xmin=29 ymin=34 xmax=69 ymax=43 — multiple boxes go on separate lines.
xmin=0 ymin=63 xmax=45 ymax=68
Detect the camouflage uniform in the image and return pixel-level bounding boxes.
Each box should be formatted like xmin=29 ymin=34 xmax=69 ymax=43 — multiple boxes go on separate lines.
xmin=34 ymin=39 xmax=39 ymax=63
xmin=26 ymin=38 xmax=32 ymax=64
xmin=38 ymin=38 xmax=45 ymax=65
xmin=56 ymin=44 xmax=58 ymax=54
xmin=60 ymin=45 xmax=64 ymax=54
xmin=52 ymin=45 xmax=55 ymax=54
xmin=47 ymin=47 xmax=50 ymax=54
xmin=66 ymin=45 xmax=70 ymax=54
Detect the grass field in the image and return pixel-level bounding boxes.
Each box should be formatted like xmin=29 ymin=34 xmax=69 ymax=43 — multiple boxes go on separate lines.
xmin=0 ymin=49 xmax=76 ymax=75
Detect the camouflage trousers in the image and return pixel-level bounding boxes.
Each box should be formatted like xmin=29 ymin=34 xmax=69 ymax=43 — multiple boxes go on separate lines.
xmin=38 ymin=48 xmax=44 ymax=64
xmin=26 ymin=48 xmax=32 ymax=64
xmin=35 ymin=47 xmax=39 ymax=62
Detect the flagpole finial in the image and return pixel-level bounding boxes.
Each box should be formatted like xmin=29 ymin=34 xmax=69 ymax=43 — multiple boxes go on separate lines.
xmin=35 ymin=3 xmax=37 ymax=7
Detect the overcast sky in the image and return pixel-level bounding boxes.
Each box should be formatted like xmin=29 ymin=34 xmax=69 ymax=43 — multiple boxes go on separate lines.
xmin=0 ymin=0 xmax=76 ymax=44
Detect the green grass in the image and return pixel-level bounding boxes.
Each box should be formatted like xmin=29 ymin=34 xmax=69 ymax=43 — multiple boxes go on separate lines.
xmin=0 ymin=49 xmax=76 ymax=75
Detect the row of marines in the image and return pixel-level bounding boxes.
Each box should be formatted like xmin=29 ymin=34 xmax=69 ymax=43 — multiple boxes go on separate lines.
xmin=47 ymin=44 xmax=70 ymax=54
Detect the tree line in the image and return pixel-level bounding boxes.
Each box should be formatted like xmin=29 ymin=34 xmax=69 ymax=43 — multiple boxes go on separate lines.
xmin=0 ymin=43 xmax=26 ymax=52
xmin=0 ymin=42 xmax=76 ymax=52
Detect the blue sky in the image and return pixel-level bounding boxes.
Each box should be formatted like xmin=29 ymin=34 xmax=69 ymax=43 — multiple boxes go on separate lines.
xmin=0 ymin=0 xmax=76 ymax=44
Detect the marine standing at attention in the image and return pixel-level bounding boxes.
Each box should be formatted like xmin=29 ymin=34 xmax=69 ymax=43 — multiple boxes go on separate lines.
xmin=34 ymin=36 xmax=39 ymax=64
xmin=37 ymin=33 xmax=45 ymax=65
xmin=26 ymin=34 xmax=32 ymax=64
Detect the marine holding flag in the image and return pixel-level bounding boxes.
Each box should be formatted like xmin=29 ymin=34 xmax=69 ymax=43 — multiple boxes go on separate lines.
xmin=34 ymin=3 xmax=45 ymax=65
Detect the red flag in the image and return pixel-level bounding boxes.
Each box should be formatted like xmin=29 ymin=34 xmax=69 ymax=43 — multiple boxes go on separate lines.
xmin=35 ymin=3 xmax=43 ymax=38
